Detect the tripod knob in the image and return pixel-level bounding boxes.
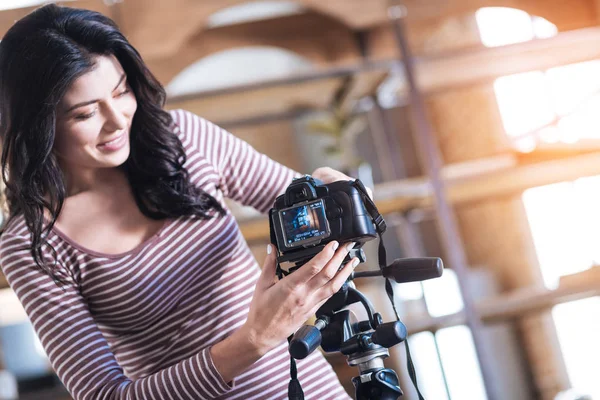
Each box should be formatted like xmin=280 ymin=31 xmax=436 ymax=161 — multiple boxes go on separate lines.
xmin=371 ymin=321 xmax=407 ymax=348
xmin=289 ymin=325 xmax=322 ymax=359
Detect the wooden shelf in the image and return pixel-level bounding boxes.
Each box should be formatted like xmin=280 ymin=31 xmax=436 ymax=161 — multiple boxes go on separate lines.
xmin=404 ymin=266 xmax=600 ymax=334
xmin=406 ymin=26 xmax=600 ymax=96
xmin=238 ymin=150 xmax=600 ymax=242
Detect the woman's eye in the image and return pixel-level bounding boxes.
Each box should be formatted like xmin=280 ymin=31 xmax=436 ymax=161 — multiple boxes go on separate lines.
xmin=75 ymin=111 xmax=96 ymax=120
xmin=116 ymin=89 xmax=130 ymax=98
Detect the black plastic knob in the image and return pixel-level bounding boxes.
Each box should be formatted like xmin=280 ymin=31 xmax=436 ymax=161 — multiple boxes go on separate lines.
xmin=289 ymin=325 xmax=322 ymax=359
xmin=371 ymin=321 xmax=407 ymax=348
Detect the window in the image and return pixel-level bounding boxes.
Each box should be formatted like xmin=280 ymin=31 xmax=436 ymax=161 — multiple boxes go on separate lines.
xmin=477 ymin=8 xmax=600 ymax=398
xmin=206 ymin=1 xmax=304 ymax=28
xmin=166 ymin=47 xmax=314 ymax=97
xmin=400 ymin=270 xmax=487 ymax=399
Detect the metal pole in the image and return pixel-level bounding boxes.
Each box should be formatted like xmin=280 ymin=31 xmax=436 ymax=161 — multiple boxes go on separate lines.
xmin=387 ymin=4 xmax=498 ymax=399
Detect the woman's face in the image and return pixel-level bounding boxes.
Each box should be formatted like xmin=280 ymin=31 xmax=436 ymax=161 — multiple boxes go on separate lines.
xmin=54 ymin=54 xmax=137 ymax=173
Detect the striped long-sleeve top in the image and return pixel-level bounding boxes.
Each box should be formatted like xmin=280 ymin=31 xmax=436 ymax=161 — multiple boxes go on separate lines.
xmin=0 ymin=109 xmax=351 ymax=400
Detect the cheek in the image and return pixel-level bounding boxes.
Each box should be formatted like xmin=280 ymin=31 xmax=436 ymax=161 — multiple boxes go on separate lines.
xmin=126 ymin=95 xmax=138 ymax=116
xmin=54 ymin=123 xmax=100 ymax=154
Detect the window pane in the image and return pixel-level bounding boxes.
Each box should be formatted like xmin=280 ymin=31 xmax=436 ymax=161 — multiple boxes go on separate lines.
xmin=532 ymin=16 xmax=558 ymax=39
xmin=422 ymin=269 xmax=464 ymax=317
xmin=476 ymin=8 xmax=534 ymax=47
xmin=436 ymin=326 xmax=487 ymax=400
xmin=573 ymin=176 xmax=600 ymax=264
xmin=408 ymin=332 xmax=450 ymax=400
xmin=397 ymin=281 xmax=424 ymax=302
xmin=547 ymin=61 xmax=600 ymax=117
xmin=522 ymin=182 xmax=593 ymax=288
xmin=494 ymin=72 xmax=555 ymax=137
xmin=552 ymin=298 xmax=600 ymax=399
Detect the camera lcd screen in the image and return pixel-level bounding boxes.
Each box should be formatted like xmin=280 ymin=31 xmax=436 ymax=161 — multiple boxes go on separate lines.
xmin=280 ymin=199 xmax=330 ymax=247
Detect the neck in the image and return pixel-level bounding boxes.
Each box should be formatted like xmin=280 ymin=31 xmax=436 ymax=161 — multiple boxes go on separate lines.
xmin=61 ymin=164 xmax=127 ymax=197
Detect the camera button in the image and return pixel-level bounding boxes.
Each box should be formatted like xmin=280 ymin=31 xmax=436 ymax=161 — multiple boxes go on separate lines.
xmin=327 ymin=206 xmax=343 ymax=219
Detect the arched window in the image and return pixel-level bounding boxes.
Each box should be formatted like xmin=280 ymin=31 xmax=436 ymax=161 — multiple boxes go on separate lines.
xmin=477 ymin=8 xmax=600 ymax=398
xmin=166 ymin=46 xmax=314 ymax=97
xmin=166 ymin=1 xmax=314 ymax=97
xmin=206 ymin=1 xmax=304 ymax=28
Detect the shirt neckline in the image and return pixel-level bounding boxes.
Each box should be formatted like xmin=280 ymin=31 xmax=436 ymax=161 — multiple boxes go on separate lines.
xmin=47 ymin=217 xmax=174 ymax=259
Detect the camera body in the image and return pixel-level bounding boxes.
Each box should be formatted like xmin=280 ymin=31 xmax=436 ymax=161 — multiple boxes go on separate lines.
xmin=269 ymin=176 xmax=378 ymax=265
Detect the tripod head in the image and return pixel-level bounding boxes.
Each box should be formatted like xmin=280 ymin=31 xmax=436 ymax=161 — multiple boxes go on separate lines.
xmin=289 ymin=257 xmax=443 ymax=400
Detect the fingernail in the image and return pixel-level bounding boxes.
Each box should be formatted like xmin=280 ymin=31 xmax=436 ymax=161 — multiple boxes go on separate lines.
xmin=346 ymin=242 xmax=356 ymax=251
xmin=332 ymin=241 xmax=339 ymax=251
xmin=267 ymin=244 xmax=272 ymax=255
xmin=352 ymin=258 xmax=360 ymax=268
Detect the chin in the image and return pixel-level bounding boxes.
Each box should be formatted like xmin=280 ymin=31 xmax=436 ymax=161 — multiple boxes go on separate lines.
xmin=109 ymin=147 xmax=131 ymax=167
xmin=96 ymin=137 xmax=131 ymax=167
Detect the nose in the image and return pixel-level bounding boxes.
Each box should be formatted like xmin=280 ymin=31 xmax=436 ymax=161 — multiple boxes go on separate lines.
xmin=102 ymin=101 xmax=128 ymax=132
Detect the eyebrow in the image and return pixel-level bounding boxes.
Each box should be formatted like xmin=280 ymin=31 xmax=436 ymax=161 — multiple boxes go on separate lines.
xmin=64 ymin=73 xmax=127 ymax=114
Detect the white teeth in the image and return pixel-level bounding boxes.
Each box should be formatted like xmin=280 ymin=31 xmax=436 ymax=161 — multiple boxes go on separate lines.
xmin=102 ymin=134 xmax=123 ymax=146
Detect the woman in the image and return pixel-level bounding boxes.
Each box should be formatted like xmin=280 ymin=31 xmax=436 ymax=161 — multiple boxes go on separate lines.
xmin=0 ymin=4 xmax=361 ymax=399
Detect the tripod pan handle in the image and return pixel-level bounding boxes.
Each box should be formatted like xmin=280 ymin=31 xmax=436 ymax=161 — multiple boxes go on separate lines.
xmin=289 ymin=325 xmax=322 ymax=359
xmin=371 ymin=322 xmax=407 ymax=348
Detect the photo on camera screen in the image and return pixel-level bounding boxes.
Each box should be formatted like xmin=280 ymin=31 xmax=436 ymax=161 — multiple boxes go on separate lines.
xmin=280 ymin=199 xmax=330 ymax=247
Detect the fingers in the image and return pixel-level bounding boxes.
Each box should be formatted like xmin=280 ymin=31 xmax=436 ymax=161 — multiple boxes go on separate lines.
xmin=308 ymin=296 xmax=329 ymax=316
xmin=312 ymin=167 xmax=374 ymax=200
xmin=256 ymin=244 xmax=278 ymax=291
xmin=311 ymin=167 xmax=352 ymax=183
xmin=316 ymin=256 xmax=359 ymax=302
xmin=287 ymin=241 xmax=339 ymax=285
xmin=307 ymin=241 xmax=356 ymax=289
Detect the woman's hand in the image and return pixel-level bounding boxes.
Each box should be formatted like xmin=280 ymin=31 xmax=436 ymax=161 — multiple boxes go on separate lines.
xmin=311 ymin=166 xmax=373 ymax=200
xmin=242 ymin=241 xmax=359 ymax=355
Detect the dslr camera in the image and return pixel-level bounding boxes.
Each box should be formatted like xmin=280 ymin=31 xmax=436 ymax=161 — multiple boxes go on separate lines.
xmin=269 ymin=175 xmax=382 ymax=271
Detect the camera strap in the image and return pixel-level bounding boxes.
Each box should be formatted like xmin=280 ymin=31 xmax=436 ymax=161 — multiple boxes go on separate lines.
xmin=275 ymin=257 xmax=304 ymax=399
xmin=353 ymin=180 xmax=426 ymax=400
xmin=286 ymin=334 xmax=305 ymax=400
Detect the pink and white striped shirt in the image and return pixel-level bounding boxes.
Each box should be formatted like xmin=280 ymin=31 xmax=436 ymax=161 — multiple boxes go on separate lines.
xmin=0 ymin=109 xmax=351 ymax=400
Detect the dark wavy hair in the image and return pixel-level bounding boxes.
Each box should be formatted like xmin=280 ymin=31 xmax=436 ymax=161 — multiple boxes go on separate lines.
xmin=0 ymin=4 xmax=225 ymax=281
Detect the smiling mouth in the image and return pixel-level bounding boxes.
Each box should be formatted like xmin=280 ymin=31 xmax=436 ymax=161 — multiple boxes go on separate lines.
xmin=98 ymin=132 xmax=125 ymax=147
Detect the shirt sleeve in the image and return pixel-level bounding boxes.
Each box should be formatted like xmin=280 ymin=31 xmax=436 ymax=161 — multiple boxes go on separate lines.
xmin=170 ymin=109 xmax=301 ymax=214
xmin=0 ymin=232 xmax=233 ymax=400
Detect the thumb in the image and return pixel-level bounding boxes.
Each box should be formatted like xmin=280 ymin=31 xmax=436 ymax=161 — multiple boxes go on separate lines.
xmin=256 ymin=244 xmax=278 ymax=290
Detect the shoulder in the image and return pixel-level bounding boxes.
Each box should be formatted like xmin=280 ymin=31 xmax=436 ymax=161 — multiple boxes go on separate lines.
xmin=168 ymin=109 xmax=213 ymax=140
xmin=0 ymin=214 xmax=29 ymax=245
xmin=0 ymin=215 xmax=31 ymax=270
xmin=168 ymin=108 xmax=231 ymax=156
xmin=0 ymin=214 xmax=31 ymax=249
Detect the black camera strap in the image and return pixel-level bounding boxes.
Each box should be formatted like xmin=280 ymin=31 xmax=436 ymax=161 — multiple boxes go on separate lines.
xmin=273 ymin=252 xmax=304 ymax=399
xmin=286 ymin=334 xmax=305 ymax=400
xmin=353 ymin=180 xmax=425 ymax=400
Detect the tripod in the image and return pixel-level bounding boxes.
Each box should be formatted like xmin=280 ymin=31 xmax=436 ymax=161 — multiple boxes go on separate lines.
xmin=287 ymin=253 xmax=443 ymax=400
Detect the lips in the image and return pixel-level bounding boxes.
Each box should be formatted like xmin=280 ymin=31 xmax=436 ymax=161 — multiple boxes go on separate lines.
xmin=98 ymin=132 xmax=124 ymax=147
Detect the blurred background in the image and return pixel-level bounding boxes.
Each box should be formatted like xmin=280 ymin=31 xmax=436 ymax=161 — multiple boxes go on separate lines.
xmin=1 ymin=0 xmax=599 ymax=399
